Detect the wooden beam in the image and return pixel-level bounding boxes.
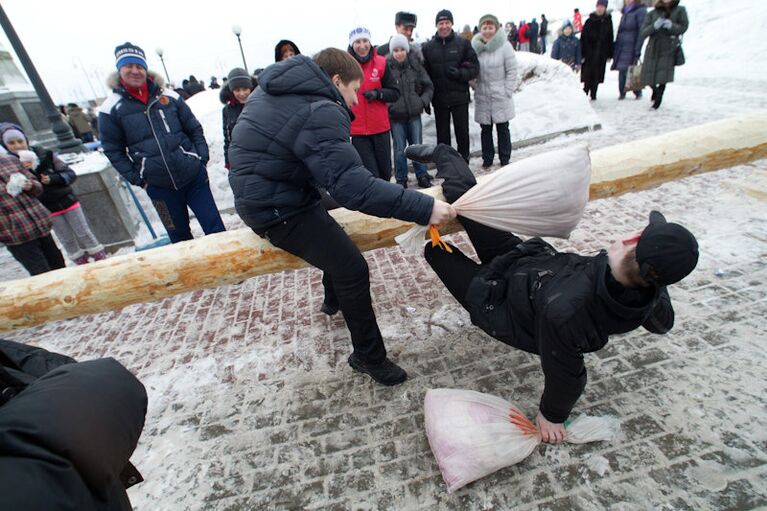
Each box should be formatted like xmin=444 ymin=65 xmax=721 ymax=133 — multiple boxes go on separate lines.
xmin=2 ymin=112 xmax=766 ymax=332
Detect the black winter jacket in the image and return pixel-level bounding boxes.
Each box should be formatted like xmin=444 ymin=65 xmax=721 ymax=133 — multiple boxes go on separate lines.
xmin=422 ymin=31 xmax=480 ymax=108
xmin=581 ymin=12 xmax=615 ymax=84
xmin=0 ymin=339 xmax=147 ymax=511
xmin=386 ymin=55 xmax=434 ymax=122
xmin=228 ymin=56 xmax=434 ymax=231
xmin=99 ymin=72 xmax=209 ymax=190
xmin=30 ymin=146 xmax=78 ymax=213
xmin=220 ymin=80 xmax=256 ymax=167
xmin=465 ymin=238 xmax=674 ymax=423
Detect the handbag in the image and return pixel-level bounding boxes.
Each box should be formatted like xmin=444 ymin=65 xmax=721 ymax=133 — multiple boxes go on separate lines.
xmin=626 ymin=62 xmax=643 ymax=91
xmin=674 ymin=36 xmax=685 ymax=66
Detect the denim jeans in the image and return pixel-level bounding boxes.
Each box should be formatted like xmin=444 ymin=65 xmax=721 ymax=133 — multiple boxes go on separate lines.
xmin=391 ymin=119 xmax=428 ymax=182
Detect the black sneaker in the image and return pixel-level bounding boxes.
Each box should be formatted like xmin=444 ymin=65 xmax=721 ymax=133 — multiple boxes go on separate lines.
xmin=481 ymin=161 xmax=492 ymax=169
xmin=396 ymin=179 xmax=408 ymax=188
xmin=320 ymin=301 xmax=339 ymax=316
xmin=348 ymin=353 xmax=407 ymax=386
xmin=416 ymin=174 xmax=433 ymax=188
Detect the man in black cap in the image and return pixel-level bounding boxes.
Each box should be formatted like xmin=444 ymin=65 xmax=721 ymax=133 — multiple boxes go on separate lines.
xmin=421 ymin=9 xmax=479 ymax=163
xmin=377 ymin=11 xmax=421 ymax=60
xmin=406 ymin=143 xmax=699 ymax=443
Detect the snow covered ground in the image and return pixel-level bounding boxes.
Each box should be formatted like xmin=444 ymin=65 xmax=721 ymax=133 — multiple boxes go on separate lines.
xmin=1 ymin=1 xmax=767 ymax=508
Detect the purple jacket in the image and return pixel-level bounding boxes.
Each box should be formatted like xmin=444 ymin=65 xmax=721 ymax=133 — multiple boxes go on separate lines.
xmin=612 ymin=4 xmax=648 ymax=71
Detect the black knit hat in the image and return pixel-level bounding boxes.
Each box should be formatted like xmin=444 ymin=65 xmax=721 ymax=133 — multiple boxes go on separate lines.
xmin=435 ymin=9 xmax=453 ymax=25
xmin=227 ymin=68 xmax=252 ymax=90
xmin=636 ymin=211 xmax=699 ymax=286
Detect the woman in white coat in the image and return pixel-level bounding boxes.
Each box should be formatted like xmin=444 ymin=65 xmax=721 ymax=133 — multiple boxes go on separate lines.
xmin=472 ymin=14 xmax=518 ymax=168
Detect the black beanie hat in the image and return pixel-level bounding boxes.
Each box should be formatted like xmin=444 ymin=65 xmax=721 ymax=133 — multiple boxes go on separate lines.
xmin=435 ymin=9 xmax=454 ymax=25
xmin=227 ymin=68 xmax=252 ymax=90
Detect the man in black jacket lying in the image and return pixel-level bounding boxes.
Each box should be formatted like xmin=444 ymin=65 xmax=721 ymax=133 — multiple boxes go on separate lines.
xmin=0 ymin=339 xmax=147 ymax=510
xmin=408 ymin=143 xmax=699 ymax=442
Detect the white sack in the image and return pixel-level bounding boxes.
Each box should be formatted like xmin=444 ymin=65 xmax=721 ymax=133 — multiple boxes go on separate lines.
xmin=397 ymin=144 xmax=592 ymax=255
xmin=424 ymin=388 xmax=620 ymax=493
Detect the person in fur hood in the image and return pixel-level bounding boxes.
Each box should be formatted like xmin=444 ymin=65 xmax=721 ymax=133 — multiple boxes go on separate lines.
xmin=471 ymin=14 xmax=518 ymax=168
xmin=220 ymin=68 xmax=258 ymax=169
xmin=99 ymin=42 xmax=225 ymax=243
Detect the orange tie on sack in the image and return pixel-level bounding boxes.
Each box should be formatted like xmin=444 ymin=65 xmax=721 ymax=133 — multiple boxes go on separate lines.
xmin=508 ymin=406 xmax=539 ymax=436
xmin=429 ymin=225 xmax=452 ymax=253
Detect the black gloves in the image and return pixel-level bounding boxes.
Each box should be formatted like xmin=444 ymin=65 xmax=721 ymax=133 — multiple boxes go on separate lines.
xmin=362 ymin=89 xmax=381 ymax=101
xmin=446 ymin=67 xmax=461 ymax=80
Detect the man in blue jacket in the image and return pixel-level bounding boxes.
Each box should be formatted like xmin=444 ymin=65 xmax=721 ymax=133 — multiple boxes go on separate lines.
xmin=229 ymin=49 xmax=456 ymax=386
xmin=99 ymin=42 xmax=225 ymax=243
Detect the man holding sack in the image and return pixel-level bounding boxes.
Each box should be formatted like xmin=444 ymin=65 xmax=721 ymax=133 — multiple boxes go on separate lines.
xmin=407 ymin=143 xmax=699 ymax=442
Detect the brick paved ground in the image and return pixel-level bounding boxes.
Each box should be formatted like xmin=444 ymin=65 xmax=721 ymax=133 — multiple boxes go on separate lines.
xmin=2 ymin=160 xmax=766 ymax=510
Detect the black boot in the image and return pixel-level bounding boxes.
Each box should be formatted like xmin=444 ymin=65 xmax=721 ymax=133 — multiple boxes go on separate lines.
xmin=348 ymin=353 xmax=407 ymax=386
xmin=320 ymin=301 xmax=339 ymax=316
xmin=404 ymin=144 xmax=438 ymax=164
xmin=396 ymin=179 xmax=408 ymax=188
xmin=416 ymin=173 xmax=433 ymax=188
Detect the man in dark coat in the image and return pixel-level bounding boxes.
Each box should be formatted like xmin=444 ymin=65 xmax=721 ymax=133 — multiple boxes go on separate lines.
xmin=422 ymin=9 xmax=479 ymax=163
xmin=539 ymin=14 xmax=549 ymax=54
xmin=0 ymin=339 xmax=147 ymax=510
xmin=580 ymin=0 xmax=615 ymax=100
xmin=99 ymin=42 xmax=226 ymax=243
xmin=228 ymin=49 xmax=456 ymax=386
xmin=377 ymin=11 xmax=422 ymax=62
xmin=407 ymin=143 xmax=698 ymax=442
xmin=528 ymin=18 xmax=540 ymax=54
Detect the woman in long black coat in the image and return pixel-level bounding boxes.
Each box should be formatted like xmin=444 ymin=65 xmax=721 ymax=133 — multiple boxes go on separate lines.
xmin=580 ymin=0 xmax=614 ymax=100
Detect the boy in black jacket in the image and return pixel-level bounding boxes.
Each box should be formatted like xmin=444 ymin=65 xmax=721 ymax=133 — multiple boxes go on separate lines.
xmin=407 ymin=143 xmax=698 ymax=442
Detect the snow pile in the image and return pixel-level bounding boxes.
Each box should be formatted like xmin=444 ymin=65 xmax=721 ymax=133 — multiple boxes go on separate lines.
xmin=66 ymin=151 xmax=112 ymax=175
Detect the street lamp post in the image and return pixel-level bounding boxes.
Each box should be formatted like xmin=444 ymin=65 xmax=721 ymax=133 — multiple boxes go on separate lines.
xmin=0 ymin=4 xmax=84 ymax=153
xmin=232 ymin=24 xmax=248 ymax=72
xmin=155 ymin=47 xmax=171 ymax=83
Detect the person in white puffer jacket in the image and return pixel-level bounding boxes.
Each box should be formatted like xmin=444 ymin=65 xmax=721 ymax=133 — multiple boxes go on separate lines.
xmin=471 ymin=14 xmax=518 ymax=168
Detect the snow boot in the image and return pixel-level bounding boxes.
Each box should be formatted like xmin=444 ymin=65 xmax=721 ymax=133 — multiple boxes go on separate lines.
xmin=73 ymin=254 xmax=90 ymax=265
xmin=348 ymin=353 xmax=407 ymax=386
xmin=91 ymin=250 xmax=107 ymax=261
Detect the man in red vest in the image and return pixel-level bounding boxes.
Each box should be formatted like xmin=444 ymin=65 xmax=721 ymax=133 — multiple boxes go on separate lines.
xmin=348 ymin=27 xmax=400 ymax=182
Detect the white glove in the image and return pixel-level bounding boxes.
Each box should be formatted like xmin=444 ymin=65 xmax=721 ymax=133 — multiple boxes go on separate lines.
xmin=653 ymin=18 xmax=665 ymax=31
xmin=663 ymin=19 xmax=673 ymax=29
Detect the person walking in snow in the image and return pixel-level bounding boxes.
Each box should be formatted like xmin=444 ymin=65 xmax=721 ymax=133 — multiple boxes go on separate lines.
xmin=227 ymin=49 xmax=456 ymax=386
xmin=385 ymin=34 xmax=434 ymax=188
xmin=406 ymin=143 xmax=698 ymax=443
xmin=422 ymin=9 xmax=479 ymax=163
xmin=0 ymin=153 xmax=65 ymax=275
xmin=274 ymin=40 xmax=300 ymax=62
xmin=612 ymin=0 xmax=648 ymax=100
xmin=1 ymin=124 xmax=106 ymax=265
xmin=99 ymin=42 xmax=225 ymax=243
xmin=573 ymin=8 xmax=584 ymax=33
xmin=471 ymin=14 xmax=518 ymax=168
xmin=347 ymin=27 xmax=400 ymax=182
xmin=551 ymin=20 xmax=582 ymax=71
xmin=221 ymin=68 xmax=257 ymax=171
xmin=640 ymin=0 xmax=689 ymax=109
xmin=580 ymin=0 xmax=615 ymax=100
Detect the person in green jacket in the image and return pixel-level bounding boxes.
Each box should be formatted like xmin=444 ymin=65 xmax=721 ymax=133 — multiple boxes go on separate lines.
xmin=640 ymin=0 xmax=689 ymax=109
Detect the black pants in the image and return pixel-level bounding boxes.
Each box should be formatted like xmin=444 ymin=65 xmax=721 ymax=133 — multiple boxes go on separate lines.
xmin=583 ymin=81 xmax=600 ymax=100
xmin=259 ymin=204 xmax=386 ymax=364
xmin=352 ymin=132 xmax=392 ymax=182
xmin=421 ymin=144 xmax=522 ymax=304
xmin=434 ymin=102 xmax=471 ymax=162
xmin=651 ymin=84 xmax=667 ymax=109
xmin=480 ymin=122 xmax=512 ymax=166
xmin=6 ymin=234 xmax=66 ymax=276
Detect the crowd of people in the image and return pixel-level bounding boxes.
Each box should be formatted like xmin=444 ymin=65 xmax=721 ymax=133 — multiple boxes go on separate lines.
xmin=0 ymin=2 xmax=701 ymax=507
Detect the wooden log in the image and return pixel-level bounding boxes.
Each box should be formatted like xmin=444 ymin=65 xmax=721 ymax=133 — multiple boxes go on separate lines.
xmin=2 ymin=112 xmax=766 ymax=332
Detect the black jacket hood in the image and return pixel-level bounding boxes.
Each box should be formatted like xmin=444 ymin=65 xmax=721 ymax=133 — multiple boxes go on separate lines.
xmin=274 ymin=39 xmax=301 ymax=62
xmin=258 ymin=55 xmax=348 ymax=113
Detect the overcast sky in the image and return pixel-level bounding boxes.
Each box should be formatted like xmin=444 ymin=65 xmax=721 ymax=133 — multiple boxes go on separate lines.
xmin=1 ymin=0 xmax=610 ymax=103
